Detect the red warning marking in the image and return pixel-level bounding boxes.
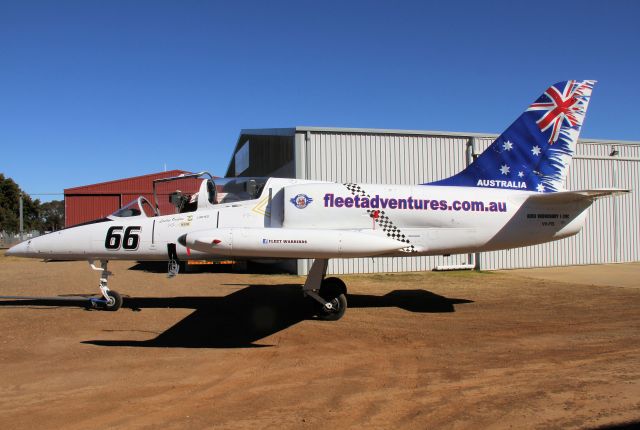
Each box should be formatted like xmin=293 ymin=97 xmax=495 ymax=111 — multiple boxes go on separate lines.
xmin=372 ymin=210 xmax=380 ymax=229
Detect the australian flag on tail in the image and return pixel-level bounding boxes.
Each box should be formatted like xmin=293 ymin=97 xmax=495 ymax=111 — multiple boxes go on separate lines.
xmin=428 ymin=80 xmax=596 ymax=193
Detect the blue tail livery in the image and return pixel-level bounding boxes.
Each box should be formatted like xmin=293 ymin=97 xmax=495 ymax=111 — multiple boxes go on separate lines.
xmin=428 ymin=80 xmax=596 ymax=193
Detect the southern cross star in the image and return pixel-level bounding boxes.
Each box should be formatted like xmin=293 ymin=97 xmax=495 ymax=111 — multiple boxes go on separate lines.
xmin=503 ymin=140 xmax=514 ymax=151
xmin=531 ymin=145 xmax=542 ymax=156
xmin=500 ymin=164 xmax=510 ymax=175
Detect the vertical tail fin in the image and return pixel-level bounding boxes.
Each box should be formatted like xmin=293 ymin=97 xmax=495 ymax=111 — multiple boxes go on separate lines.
xmin=428 ymin=80 xmax=596 ymax=193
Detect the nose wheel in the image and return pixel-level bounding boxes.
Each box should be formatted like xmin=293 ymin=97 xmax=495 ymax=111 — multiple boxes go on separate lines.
xmin=89 ymin=260 xmax=123 ymax=311
xmin=98 ymin=289 xmax=123 ymax=311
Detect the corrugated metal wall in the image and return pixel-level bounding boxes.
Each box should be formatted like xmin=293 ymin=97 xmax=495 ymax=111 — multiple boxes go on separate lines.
xmin=296 ymin=130 xmax=639 ymax=274
xmin=65 ymin=195 xmax=121 ymax=226
xmin=479 ymin=139 xmax=640 ymax=269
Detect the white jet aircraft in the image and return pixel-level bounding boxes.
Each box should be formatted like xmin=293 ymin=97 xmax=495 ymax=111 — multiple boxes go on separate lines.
xmin=7 ymin=80 xmax=628 ymax=320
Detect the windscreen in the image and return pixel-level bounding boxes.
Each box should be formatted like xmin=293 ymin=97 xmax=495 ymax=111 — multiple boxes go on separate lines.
xmin=111 ymin=197 xmax=156 ymax=218
xmin=214 ymin=177 xmax=268 ymax=204
xmin=111 ymin=200 xmax=141 ymax=218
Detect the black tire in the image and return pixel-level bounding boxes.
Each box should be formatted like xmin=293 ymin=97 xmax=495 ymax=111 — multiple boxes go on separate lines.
xmin=103 ymin=290 xmax=123 ymax=312
xmin=316 ymin=277 xmax=347 ymax=321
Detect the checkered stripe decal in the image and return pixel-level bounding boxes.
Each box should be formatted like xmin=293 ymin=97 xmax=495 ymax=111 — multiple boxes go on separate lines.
xmin=343 ymin=183 xmax=417 ymax=253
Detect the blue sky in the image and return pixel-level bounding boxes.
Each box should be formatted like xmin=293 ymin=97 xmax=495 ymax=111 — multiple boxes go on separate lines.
xmin=1 ymin=0 xmax=639 ymax=201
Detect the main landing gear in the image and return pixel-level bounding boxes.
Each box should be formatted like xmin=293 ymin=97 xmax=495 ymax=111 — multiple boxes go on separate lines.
xmin=303 ymin=259 xmax=348 ymax=321
xmin=88 ymin=260 xmax=123 ymax=311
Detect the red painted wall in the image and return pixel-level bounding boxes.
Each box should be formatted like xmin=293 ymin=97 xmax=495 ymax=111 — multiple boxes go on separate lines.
xmin=64 ymin=170 xmax=203 ymax=227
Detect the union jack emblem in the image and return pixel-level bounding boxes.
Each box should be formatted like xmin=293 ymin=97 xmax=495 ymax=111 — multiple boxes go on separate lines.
xmin=527 ymin=80 xmax=593 ymax=144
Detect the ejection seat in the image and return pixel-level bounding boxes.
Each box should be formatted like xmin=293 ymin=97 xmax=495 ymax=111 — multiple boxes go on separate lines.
xmin=196 ymin=178 xmax=217 ymax=211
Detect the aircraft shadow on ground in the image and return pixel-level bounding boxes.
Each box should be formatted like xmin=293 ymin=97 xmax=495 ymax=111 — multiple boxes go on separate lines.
xmin=0 ymin=285 xmax=472 ymax=349
xmin=590 ymin=421 xmax=640 ymax=430
xmin=128 ymin=261 xmax=286 ymax=275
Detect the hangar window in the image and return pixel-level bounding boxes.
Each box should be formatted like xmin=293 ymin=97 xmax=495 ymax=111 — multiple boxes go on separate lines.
xmin=235 ymin=142 xmax=250 ymax=175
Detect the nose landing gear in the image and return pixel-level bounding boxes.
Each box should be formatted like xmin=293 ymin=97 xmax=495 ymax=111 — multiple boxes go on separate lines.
xmin=89 ymin=260 xmax=123 ymax=311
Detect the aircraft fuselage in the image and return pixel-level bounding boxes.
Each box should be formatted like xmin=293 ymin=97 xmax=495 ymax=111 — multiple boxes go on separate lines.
xmin=8 ymin=178 xmax=591 ymax=261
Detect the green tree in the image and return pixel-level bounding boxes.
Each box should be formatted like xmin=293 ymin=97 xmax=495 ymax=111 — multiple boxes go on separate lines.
xmin=39 ymin=200 xmax=65 ymax=231
xmin=0 ymin=174 xmax=43 ymax=233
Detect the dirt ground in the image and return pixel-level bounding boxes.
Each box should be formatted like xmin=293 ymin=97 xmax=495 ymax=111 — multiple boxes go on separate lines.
xmin=0 ymin=253 xmax=639 ymax=430
xmin=508 ymin=263 xmax=640 ymax=289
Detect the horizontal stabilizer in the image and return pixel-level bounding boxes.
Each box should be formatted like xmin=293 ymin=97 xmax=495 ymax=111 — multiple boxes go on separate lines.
xmin=526 ymin=188 xmax=630 ymax=203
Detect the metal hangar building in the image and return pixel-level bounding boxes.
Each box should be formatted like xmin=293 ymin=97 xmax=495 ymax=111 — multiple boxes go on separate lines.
xmin=225 ymin=127 xmax=640 ymax=275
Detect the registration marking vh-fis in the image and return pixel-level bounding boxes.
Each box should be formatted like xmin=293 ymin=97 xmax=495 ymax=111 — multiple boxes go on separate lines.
xmin=7 ymin=80 xmax=629 ymax=320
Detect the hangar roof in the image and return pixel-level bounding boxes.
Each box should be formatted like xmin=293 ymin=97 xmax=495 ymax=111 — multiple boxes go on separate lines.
xmin=64 ymin=170 xmax=192 ymax=195
xmin=239 ymin=126 xmax=640 ymax=146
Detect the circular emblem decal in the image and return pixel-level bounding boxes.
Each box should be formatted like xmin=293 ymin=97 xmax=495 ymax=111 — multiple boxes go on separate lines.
xmin=290 ymin=193 xmax=313 ymax=209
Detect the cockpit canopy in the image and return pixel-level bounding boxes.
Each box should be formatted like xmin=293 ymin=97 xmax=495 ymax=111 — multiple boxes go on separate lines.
xmin=215 ymin=177 xmax=267 ymax=204
xmin=111 ymin=196 xmax=157 ymax=218
xmin=169 ymin=177 xmax=268 ymax=213
xmin=110 ymin=176 xmax=269 ymax=218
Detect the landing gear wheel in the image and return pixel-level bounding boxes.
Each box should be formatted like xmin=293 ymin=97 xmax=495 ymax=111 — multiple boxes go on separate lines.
xmin=89 ymin=260 xmax=122 ymax=312
xmin=102 ymin=290 xmax=123 ymax=312
xmin=316 ymin=277 xmax=347 ymax=321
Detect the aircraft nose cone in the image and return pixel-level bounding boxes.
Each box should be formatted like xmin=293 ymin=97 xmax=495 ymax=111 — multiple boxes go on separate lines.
xmin=6 ymin=241 xmax=28 ymax=257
